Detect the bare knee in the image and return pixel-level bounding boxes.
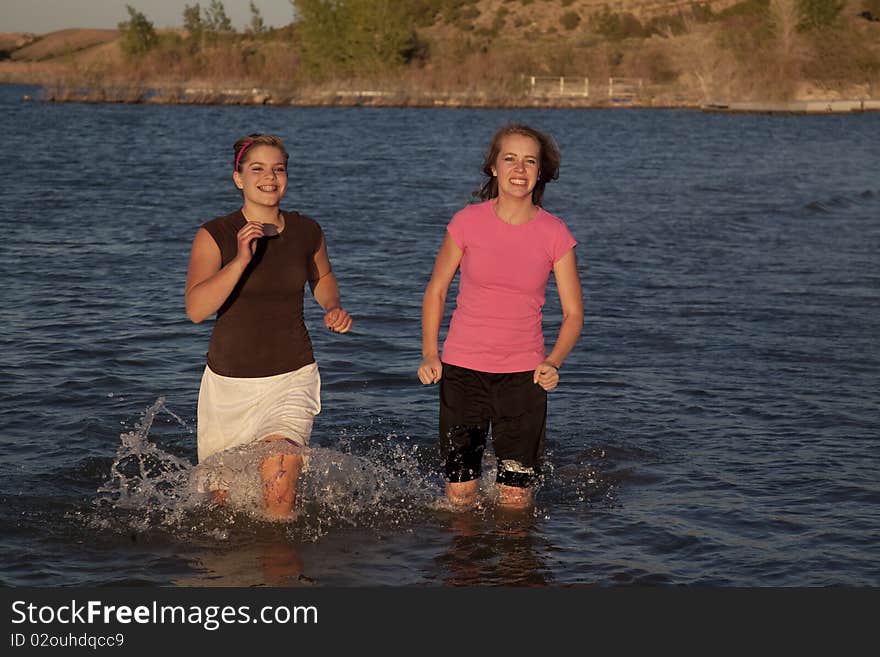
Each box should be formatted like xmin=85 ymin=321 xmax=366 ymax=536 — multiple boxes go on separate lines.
xmin=260 ymin=436 xmax=305 ymax=482
xmin=260 ymin=445 xmax=304 ymax=519
xmin=261 ymin=452 xmax=303 ymax=482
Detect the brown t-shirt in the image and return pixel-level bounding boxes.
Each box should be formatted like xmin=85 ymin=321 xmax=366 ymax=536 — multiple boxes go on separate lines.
xmin=202 ymin=209 xmax=323 ymax=378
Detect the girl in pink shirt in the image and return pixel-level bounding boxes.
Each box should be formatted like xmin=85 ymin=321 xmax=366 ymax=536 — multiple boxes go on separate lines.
xmin=418 ymin=123 xmax=584 ymax=509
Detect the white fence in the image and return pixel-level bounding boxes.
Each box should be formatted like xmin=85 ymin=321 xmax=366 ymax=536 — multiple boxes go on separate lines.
xmin=525 ymin=76 xmax=645 ymax=100
xmin=526 ymin=76 xmax=590 ymax=98
xmin=608 ymin=77 xmax=643 ymax=100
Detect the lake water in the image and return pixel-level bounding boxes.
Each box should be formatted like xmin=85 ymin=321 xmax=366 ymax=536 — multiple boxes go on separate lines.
xmin=1 ymin=83 xmax=878 ymax=587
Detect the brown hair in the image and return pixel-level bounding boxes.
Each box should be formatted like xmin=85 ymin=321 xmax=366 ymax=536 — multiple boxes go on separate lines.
xmin=232 ymin=133 xmax=289 ymax=172
xmin=478 ymin=123 xmax=561 ymax=206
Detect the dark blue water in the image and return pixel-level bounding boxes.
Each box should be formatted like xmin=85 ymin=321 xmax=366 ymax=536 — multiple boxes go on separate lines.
xmin=1 ymin=83 xmax=878 ymax=586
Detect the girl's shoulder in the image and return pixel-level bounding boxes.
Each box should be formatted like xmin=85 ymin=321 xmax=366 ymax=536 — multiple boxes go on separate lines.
xmin=536 ymin=206 xmax=567 ymax=227
xmin=201 ymin=210 xmax=244 ymax=242
xmin=536 ymin=207 xmax=575 ymax=236
xmin=450 ymin=199 xmax=491 ymax=226
xmin=281 ymin=210 xmax=324 ymax=249
xmin=283 ymin=209 xmax=321 ymax=231
xmin=455 ymin=199 xmax=491 ymax=218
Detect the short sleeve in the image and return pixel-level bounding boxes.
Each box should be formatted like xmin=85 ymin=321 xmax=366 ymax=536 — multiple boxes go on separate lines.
xmin=294 ymin=212 xmax=324 ymax=282
xmin=551 ymin=219 xmax=577 ymax=263
xmin=201 ymin=213 xmax=243 ymax=267
xmin=311 ymin=217 xmax=325 ymax=254
xmin=446 ymin=208 xmax=467 ymax=250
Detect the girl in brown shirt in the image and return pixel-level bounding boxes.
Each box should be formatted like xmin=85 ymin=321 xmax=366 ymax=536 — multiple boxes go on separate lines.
xmin=185 ymin=133 xmax=352 ymax=519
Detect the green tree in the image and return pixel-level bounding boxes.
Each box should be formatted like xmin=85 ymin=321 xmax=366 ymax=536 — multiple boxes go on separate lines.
xmin=292 ymin=0 xmax=418 ymax=77
xmin=796 ymin=0 xmax=845 ymax=30
xmin=118 ymin=5 xmax=158 ymax=57
xmin=206 ymin=0 xmax=234 ymax=33
xmin=183 ymin=3 xmax=205 ymax=40
xmin=248 ymin=1 xmax=267 ymax=35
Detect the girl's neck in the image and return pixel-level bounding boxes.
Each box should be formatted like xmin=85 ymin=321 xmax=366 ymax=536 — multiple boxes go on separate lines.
xmin=492 ymin=195 xmax=538 ymax=225
xmin=242 ymin=204 xmax=282 ymax=225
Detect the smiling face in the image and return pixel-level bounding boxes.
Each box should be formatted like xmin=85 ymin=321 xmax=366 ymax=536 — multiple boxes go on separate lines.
xmin=491 ymin=133 xmax=541 ymax=203
xmin=232 ymin=144 xmax=288 ymax=209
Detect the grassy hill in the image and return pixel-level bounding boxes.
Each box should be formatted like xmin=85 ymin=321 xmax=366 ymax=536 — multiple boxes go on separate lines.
xmin=1 ymin=0 xmax=878 ymax=106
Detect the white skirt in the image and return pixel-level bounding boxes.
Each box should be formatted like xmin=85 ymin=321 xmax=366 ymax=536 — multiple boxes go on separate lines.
xmin=197 ymin=362 xmax=321 ymax=463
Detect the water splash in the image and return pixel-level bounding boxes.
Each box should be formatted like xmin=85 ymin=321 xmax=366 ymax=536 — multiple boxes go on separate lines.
xmin=91 ymin=397 xmax=445 ymax=542
xmin=296 ymin=444 xmax=441 ymax=539
xmin=538 ymin=444 xmax=622 ymax=509
xmin=94 ymin=396 xmax=204 ymax=534
xmin=88 ymin=398 xmax=609 ymax=547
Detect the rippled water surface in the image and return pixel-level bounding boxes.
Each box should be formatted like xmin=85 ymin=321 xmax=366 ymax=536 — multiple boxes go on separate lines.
xmin=1 ymin=84 xmax=878 ymax=586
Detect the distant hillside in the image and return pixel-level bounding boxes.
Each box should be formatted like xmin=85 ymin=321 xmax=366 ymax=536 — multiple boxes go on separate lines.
xmin=415 ymin=0 xmax=742 ymax=38
xmin=7 ymin=29 xmax=118 ymax=61
xmin=0 ymin=32 xmax=38 ymax=52
xmin=1 ymin=0 xmax=878 ymax=107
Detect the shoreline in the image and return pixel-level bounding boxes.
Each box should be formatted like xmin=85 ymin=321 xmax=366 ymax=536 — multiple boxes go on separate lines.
xmin=7 ymin=82 xmax=880 ymax=114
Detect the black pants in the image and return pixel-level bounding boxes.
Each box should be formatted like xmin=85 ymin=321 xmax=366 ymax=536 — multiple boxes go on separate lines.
xmin=439 ymin=362 xmax=547 ymax=487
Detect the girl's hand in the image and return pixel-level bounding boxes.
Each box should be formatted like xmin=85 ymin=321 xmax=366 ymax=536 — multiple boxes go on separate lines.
xmin=234 ymin=221 xmax=265 ymax=265
xmin=533 ymin=361 xmax=560 ymax=391
xmin=324 ymin=307 xmax=352 ymax=333
xmin=418 ymin=356 xmax=443 ymax=384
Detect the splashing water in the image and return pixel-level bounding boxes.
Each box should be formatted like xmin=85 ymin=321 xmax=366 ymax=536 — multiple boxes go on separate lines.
xmin=94 ymin=397 xmax=205 ymax=534
xmin=92 ymin=398 xmax=446 ymax=542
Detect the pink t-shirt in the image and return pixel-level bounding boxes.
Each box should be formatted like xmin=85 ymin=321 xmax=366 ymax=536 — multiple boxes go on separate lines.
xmin=441 ymin=200 xmax=577 ymax=373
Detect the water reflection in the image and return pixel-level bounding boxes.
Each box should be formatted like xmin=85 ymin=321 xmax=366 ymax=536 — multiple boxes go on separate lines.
xmin=436 ymin=508 xmax=552 ymax=587
xmin=175 ymin=538 xmax=309 ymax=587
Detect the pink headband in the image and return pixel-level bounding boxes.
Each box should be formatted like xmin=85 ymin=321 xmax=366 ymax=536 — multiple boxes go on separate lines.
xmin=234 ymin=137 xmax=256 ymax=171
